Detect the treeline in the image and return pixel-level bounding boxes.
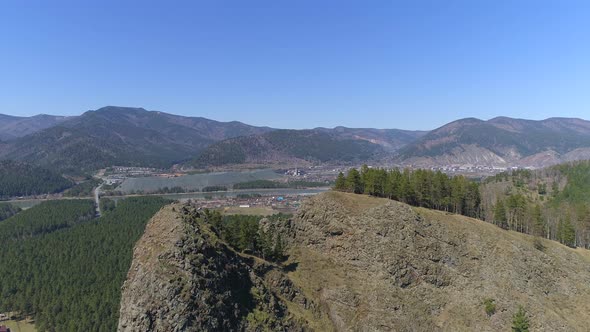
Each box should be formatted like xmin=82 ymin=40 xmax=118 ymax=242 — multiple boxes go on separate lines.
xmin=484 ymin=161 xmax=590 ymax=248
xmin=202 ymin=185 xmax=228 ymax=192
xmin=233 ymin=180 xmax=285 ymax=189
xmin=0 ymin=160 xmax=73 ymax=199
xmin=0 ymin=196 xmax=170 ymax=331
xmin=334 ymin=166 xmax=481 ymax=218
xmin=0 ymin=203 xmax=21 ymax=221
xmin=203 ymin=210 xmax=290 ymax=261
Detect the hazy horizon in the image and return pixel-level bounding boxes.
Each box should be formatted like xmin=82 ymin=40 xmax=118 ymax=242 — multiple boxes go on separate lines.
xmin=2 ymin=105 xmax=590 ymax=132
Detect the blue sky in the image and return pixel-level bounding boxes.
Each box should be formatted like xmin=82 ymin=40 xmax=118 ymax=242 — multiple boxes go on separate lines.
xmin=1 ymin=1 xmax=589 ymax=130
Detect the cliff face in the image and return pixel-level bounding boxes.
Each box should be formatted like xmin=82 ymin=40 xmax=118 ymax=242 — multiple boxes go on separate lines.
xmin=119 ymin=193 xmax=590 ymax=331
xmin=117 ymin=204 xmax=328 ymax=332
xmin=283 ymin=192 xmax=590 ymax=331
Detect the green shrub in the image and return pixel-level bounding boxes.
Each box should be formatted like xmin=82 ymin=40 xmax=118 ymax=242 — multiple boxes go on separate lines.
xmin=483 ymin=298 xmax=496 ymax=317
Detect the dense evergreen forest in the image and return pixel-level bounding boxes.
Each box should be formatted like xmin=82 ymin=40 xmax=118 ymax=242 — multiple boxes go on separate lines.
xmin=0 ymin=203 xmax=21 ymax=221
xmin=0 ymin=200 xmax=95 ymax=240
xmin=0 ymin=160 xmax=73 ymax=199
xmin=481 ymin=161 xmax=590 ymax=248
xmin=0 ymin=196 xmax=170 ymax=331
xmin=334 ymin=165 xmax=481 ymax=218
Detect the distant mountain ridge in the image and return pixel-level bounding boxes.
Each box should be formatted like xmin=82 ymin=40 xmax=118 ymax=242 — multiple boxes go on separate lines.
xmin=0 ymin=106 xmax=274 ymax=172
xmin=1 ymin=106 xmax=590 ymax=171
xmin=399 ymin=116 xmax=590 ymax=167
xmin=0 ymin=113 xmax=71 ymax=140
xmin=314 ymin=126 xmax=427 ymax=152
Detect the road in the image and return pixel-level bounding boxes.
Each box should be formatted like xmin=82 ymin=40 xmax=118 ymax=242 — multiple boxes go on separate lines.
xmin=94 ymin=183 xmax=103 ymax=217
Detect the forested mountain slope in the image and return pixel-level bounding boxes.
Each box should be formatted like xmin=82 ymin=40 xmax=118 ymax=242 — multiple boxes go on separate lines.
xmin=193 ymin=129 xmax=387 ymax=167
xmin=399 ymin=117 xmax=590 ymax=167
xmin=0 ymin=160 xmax=73 ymax=198
xmin=118 ymin=192 xmax=590 ymax=331
xmin=0 ymin=106 xmax=273 ymax=172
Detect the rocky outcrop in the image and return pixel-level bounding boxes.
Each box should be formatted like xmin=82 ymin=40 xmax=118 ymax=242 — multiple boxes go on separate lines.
xmin=119 ymin=193 xmax=590 ymax=331
xmin=117 ymin=204 xmax=325 ymax=332
xmin=282 ymin=192 xmax=590 ymax=331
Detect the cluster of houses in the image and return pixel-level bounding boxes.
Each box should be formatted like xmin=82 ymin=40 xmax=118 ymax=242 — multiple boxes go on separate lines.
xmin=284 ymin=168 xmax=306 ymax=177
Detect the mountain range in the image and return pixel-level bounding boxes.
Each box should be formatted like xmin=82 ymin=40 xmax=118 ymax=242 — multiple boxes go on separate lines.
xmin=1 ymin=106 xmax=590 ymax=173
xmin=0 ymin=106 xmax=272 ymax=172
xmin=399 ymin=116 xmax=590 ymax=167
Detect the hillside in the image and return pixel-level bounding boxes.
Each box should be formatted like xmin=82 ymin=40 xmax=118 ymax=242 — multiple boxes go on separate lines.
xmin=118 ymin=192 xmax=590 ymax=331
xmin=314 ymin=126 xmax=427 ymax=152
xmin=480 ymin=162 xmax=590 ymax=248
xmin=399 ymin=117 xmax=590 ymax=167
xmin=193 ymin=129 xmax=387 ymax=167
xmin=0 ymin=106 xmax=273 ymax=172
xmin=0 ymin=113 xmax=70 ymax=141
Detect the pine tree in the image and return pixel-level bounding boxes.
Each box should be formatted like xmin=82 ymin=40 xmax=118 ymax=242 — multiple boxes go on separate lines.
xmin=560 ymin=217 xmax=576 ymax=247
xmin=345 ymin=168 xmax=363 ymax=194
xmin=532 ymin=204 xmax=545 ymax=237
xmin=258 ymin=230 xmax=274 ymax=259
xmin=511 ymin=305 xmax=530 ymax=332
xmin=494 ymin=200 xmax=508 ymax=229
xmin=334 ymin=172 xmax=346 ymax=191
xmin=273 ymin=234 xmax=285 ymax=261
xmin=359 ymin=164 xmax=370 ymax=194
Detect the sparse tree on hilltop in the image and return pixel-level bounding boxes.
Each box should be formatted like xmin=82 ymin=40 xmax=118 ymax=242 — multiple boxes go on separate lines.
xmin=345 ymin=168 xmax=363 ymax=194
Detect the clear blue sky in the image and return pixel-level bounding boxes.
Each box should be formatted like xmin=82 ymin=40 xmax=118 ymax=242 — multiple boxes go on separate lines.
xmin=1 ymin=1 xmax=589 ymax=130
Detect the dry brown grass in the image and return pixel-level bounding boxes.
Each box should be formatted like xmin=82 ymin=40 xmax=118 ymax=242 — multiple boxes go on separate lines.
xmin=3 ymin=319 xmax=36 ymax=332
xmin=322 ymin=191 xmax=390 ymax=216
